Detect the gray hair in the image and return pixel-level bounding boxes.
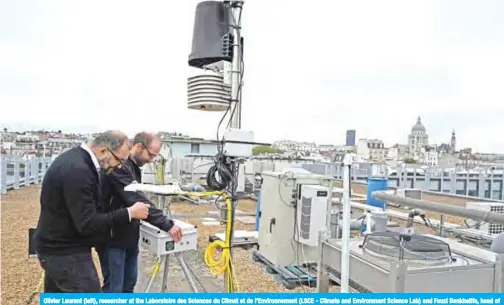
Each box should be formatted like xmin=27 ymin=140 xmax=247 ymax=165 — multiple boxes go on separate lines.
xmin=91 ymin=130 xmax=129 ymax=152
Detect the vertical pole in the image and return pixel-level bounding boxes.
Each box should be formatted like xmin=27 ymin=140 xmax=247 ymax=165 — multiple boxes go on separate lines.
xmin=13 ymin=159 xmax=20 ymax=189
xmin=1 ymin=155 xmax=7 ymax=194
xmin=225 ymin=1 xmax=243 ymax=293
xmin=325 ymin=179 xmax=334 ymax=236
xmin=32 ymin=158 xmax=39 ymax=184
xmin=229 ymin=2 xmax=243 ymax=130
xmin=340 ymin=154 xmax=353 ymax=293
xmin=25 ymin=157 xmax=31 ymax=185
xmin=316 ymin=229 xmax=329 ymax=292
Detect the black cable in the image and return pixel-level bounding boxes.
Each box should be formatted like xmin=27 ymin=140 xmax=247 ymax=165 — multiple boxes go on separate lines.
xmin=206 ymin=154 xmax=234 ymax=191
xmin=209 ymin=5 xmax=244 ymax=192
xmin=216 ymin=5 xmax=244 ymax=151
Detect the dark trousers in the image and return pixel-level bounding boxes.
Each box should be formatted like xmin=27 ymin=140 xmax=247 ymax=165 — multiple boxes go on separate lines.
xmin=97 ymin=246 xmax=139 ymax=293
xmin=38 ymin=252 xmax=102 ymax=292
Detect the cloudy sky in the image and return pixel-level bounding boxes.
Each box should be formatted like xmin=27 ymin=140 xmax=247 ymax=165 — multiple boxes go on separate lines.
xmin=1 ymin=0 xmax=503 ymax=153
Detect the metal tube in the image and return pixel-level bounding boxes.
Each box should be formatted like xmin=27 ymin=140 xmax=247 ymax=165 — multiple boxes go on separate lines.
xmin=326 ymin=179 xmax=334 ymax=236
xmin=225 ymin=2 xmax=243 ymax=292
xmin=229 ymin=3 xmax=243 ymax=129
xmin=145 ymin=257 xmax=162 ymax=292
xmin=439 ymin=215 xmax=445 ymax=237
xmin=373 ymin=192 xmax=504 ymax=225
xmin=161 ymin=255 xmax=170 ymax=292
xmin=176 ymin=254 xmax=200 ymax=292
xmin=340 ymin=155 xmax=353 ymax=293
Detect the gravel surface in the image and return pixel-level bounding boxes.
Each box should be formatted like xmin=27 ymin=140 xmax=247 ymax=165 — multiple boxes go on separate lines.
xmin=1 ymin=187 xmax=337 ymax=305
xmin=1 ymin=182 xmax=482 ymax=303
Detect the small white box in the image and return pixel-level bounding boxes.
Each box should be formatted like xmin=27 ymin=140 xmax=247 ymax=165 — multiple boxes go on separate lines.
xmin=139 ymin=220 xmax=198 ymax=256
xmin=223 ymin=128 xmax=254 ymax=157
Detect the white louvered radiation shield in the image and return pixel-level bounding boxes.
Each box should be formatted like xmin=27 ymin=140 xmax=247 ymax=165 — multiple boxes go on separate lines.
xmin=187 ymin=69 xmax=231 ymax=112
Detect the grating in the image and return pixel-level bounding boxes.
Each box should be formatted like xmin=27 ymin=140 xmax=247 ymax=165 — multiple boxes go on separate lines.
xmin=360 ymin=232 xmax=453 ymax=264
xmin=489 ymin=205 xmax=504 ymax=235
xmin=299 ymin=196 xmax=312 ymax=239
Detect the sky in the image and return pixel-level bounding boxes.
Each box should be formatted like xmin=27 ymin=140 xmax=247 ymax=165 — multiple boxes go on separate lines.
xmin=1 ymin=0 xmax=503 ymax=153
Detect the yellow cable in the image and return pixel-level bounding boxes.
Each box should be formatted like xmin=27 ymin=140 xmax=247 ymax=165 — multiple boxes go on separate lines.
xmin=187 ymin=191 xmax=240 ymax=292
xmin=150 ymin=260 xmax=161 ymax=277
xmin=26 ymin=271 xmax=44 ymax=305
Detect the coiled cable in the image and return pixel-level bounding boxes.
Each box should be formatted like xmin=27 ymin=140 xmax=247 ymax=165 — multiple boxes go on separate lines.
xmin=206 ymin=153 xmax=234 ymax=191
xmin=186 ymin=191 xmax=240 ymax=292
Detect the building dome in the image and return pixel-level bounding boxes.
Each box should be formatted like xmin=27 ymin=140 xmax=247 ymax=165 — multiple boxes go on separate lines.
xmin=411 ymin=116 xmax=426 ymax=133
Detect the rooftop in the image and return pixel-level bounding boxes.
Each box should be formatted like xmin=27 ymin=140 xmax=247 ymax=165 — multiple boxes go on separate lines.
xmin=1 ymin=185 xmax=330 ymax=304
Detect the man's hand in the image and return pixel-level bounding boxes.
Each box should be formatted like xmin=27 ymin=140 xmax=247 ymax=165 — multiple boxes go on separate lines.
xmin=128 ymin=202 xmax=150 ymax=220
xmin=168 ymin=225 xmax=183 ymax=242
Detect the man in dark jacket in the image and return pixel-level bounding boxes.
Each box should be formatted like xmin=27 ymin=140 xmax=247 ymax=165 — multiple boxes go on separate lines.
xmin=34 ymin=130 xmax=151 ymax=292
xmin=98 ymin=132 xmax=182 ymax=293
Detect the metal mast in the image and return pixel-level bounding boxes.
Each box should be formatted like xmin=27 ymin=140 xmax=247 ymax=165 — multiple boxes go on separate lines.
xmin=225 ymin=0 xmax=244 ymax=292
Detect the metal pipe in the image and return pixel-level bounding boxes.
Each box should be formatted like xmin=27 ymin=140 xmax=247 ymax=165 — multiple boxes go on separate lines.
xmin=340 ymin=154 xmax=353 ymax=293
xmin=145 ymin=257 xmax=161 ymax=292
xmin=439 ymin=215 xmax=445 ymax=237
xmin=374 ymin=192 xmax=504 ymax=225
xmin=176 ymin=254 xmax=200 ymax=292
xmin=225 ymin=2 xmax=244 ymax=293
xmin=161 ymin=255 xmax=170 ymax=292
xmin=229 ymin=2 xmax=243 ymax=129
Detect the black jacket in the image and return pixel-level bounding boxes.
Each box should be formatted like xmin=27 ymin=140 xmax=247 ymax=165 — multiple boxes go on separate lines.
xmin=34 ymin=147 xmax=131 ymax=255
xmin=102 ymin=157 xmax=174 ymax=249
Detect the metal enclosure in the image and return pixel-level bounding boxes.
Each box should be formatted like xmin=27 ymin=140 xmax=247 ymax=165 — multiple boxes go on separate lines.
xmin=139 ymin=220 xmax=198 ymax=257
xmin=317 ymin=234 xmax=504 ymax=292
xmin=257 ymin=172 xmax=334 ymax=267
xmin=466 ymin=202 xmax=504 ymax=235
xmin=188 ymin=1 xmax=232 ymax=68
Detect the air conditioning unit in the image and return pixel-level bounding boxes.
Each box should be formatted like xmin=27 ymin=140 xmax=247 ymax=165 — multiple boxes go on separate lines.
xmin=295 ymin=184 xmax=330 ymax=247
xmin=466 ymin=202 xmax=504 ymax=235
xmin=395 ymin=188 xmax=422 ymax=209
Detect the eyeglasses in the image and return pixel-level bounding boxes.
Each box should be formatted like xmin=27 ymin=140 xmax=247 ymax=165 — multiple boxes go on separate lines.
xmin=143 ymin=144 xmax=158 ymax=158
xmin=107 ymin=148 xmax=128 ymax=166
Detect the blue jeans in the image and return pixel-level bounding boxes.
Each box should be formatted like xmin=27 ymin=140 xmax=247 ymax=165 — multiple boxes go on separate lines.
xmin=97 ymin=247 xmax=139 ymax=293
xmin=38 ymin=251 xmax=102 ymax=292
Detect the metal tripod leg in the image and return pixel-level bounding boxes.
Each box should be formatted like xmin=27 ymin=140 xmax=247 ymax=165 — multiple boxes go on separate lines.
xmin=161 ymin=254 xmax=170 ymax=292
xmin=176 ymin=253 xmax=199 ymax=292
xmin=145 ymin=256 xmax=162 ymax=292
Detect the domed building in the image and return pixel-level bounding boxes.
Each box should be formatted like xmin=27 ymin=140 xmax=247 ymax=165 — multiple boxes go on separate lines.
xmin=408 ymin=116 xmax=429 ymax=156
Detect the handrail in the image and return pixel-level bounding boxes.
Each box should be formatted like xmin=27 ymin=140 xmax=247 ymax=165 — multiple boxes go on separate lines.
xmin=338 ymin=178 xmax=504 ymax=203
xmin=0 ymin=156 xmax=53 ymax=194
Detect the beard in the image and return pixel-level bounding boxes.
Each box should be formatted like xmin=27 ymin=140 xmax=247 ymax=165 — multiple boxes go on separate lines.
xmin=99 ymin=158 xmax=114 ymax=174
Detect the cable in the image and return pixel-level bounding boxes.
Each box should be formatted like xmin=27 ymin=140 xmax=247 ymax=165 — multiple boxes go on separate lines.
xmin=215 ymin=3 xmax=244 ymax=153
xmin=206 ymin=153 xmax=234 ymax=191
xmin=26 ymin=271 xmax=44 ymax=305
xmin=185 ymin=191 xmax=240 ymax=292
xmin=201 ymin=5 xmax=244 ymax=292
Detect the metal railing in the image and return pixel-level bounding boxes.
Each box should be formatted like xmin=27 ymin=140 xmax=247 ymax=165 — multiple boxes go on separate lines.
xmin=0 ymin=155 xmax=53 ymax=195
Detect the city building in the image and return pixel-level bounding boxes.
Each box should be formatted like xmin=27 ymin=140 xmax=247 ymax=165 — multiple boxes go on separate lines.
xmin=408 ymin=116 xmax=429 ymax=157
xmin=357 ymin=138 xmax=386 ymax=161
xmin=161 ymin=135 xmax=218 ymax=157
xmin=345 ymin=129 xmax=356 ymax=146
